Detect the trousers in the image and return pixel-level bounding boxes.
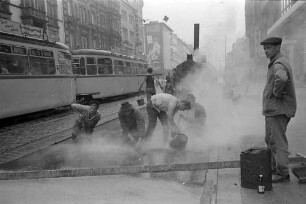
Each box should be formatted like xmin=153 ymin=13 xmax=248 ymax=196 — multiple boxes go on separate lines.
xmin=144 ymin=101 xmax=169 ymax=142
xmin=265 ymin=115 xmax=291 ymax=176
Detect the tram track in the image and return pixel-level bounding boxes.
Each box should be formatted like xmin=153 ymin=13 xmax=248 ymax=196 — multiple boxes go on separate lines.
xmin=0 ymin=95 xmax=145 ymax=165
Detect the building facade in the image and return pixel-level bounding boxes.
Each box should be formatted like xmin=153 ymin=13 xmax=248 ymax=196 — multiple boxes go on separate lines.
xmin=62 ymin=0 xmax=121 ymax=51
xmin=144 ymin=21 xmax=192 ymax=73
xmin=119 ymin=0 xmax=144 ymax=58
xmin=0 ymin=0 xmax=60 ymax=42
xmin=245 ymin=0 xmax=306 ymax=82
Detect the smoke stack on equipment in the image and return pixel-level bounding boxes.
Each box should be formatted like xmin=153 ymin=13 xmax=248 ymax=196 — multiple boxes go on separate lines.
xmin=194 ymin=24 xmax=200 ymax=51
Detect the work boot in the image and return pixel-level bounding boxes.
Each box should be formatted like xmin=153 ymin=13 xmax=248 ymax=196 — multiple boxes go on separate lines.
xmin=272 ymin=174 xmax=290 ymax=183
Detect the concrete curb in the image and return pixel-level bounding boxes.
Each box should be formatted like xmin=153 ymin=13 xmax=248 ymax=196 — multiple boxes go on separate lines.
xmin=0 ymin=156 xmax=303 ymax=180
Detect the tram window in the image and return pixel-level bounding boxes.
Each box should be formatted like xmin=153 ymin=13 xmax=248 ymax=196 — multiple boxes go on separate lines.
xmin=58 ymin=52 xmax=72 ymax=74
xmin=114 ymin=60 xmax=124 ymax=74
xmin=74 ymin=57 xmax=86 ymax=75
xmin=12 ymin=46 xmax=27 ymax=55
xmin=72 ymin=58 xmax=80 ymax=64
xmin=124 ymin=61 xmax=131 ymax=74
xmin=42 ymin=51 xmax=54 ymax=58
xmin=30 ymin=49 xmax=42 ymax=56
xmin=97 ymin=58 xmax=112 ymax=74
xmin=0 ymin=44 xmax=11 ymax=53
xmin=30 ymin=57 xmax=56 ymax=75
xmin=86 ymin=57 xmax=96 ymax=64
xmin=29 ymin=49 xmax=56 ymax=75
xmin=144 ymin=64 xmax=148 ymax=69
xmin=86 ymin=64 xmax=97 ymax=75
xmin=131 ymin=62 xmax=137 ymax=74
xmin=0 ymin=54 xmax=29 ymax=74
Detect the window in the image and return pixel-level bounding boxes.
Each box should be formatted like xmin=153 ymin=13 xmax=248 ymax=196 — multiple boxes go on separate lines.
xmin=29 ymin=49 xmax=56 ymax=75
xmin=114 ymin=60 xmax=124 ymax=74
xmin=101 ymin=14 xmax=106 ymax=26
xmin=82 ymin=36 xmax=88 ymax=49
xmin=97 ymin=58 xmax=113 ymax=74
xmin=91 ymin=13 xmax=95 ymax=25
xmin=86 ymin=57 xmax=97 ymax=75
xmin=122 ymin=28 xmax=128 ymax=41
xmin=129 ymin=14 xmax=134 ymax=25
xmin=124 ymin=61 xmax=131 ymax=74
xmin=93 ymin=39 xmax=97 ymax=49
xmin=0 ymin=44 xmax=11 ymax=53
xmin=67 ymin=1 xmax=72 ymax=16
xmin=130 ymin=31 xmax=134 ymax=43
xmin=69 ymin=34 xmax=74 ymax=49
xmin=72 ymin=57 xmax=86 ymax=75
xmin=0 ymin=45 xmax=29 ymax=75
xmin=58 ymin=52 xmax=72 ymax=74
xmin=122 ymin=10 xmax=127 ymax=21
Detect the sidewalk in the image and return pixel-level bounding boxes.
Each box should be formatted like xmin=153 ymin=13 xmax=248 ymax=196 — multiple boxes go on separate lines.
xmin=0 ymin=145 xmax=305 ymax=204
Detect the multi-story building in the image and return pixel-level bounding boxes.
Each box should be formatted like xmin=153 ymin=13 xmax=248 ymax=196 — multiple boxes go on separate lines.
xmin=245 ymin=0 xmax=306 ymax=81
xmin=0 ymin=0 xmax=60 ymax=42
xmin=170 ymin=33 xmax=193 ymax=69
xmin=62 ymin=0 xmax=121 ymax=51
xmin=145 ymin=21 xmax=192 ymax=73
xmin=119 ymin=0 xmax=144 ymax=58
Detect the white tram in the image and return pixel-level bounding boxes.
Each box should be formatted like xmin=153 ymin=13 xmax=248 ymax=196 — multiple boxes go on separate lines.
xmin=71 ymin=49 xmax=148 ymax=102
xmin=0 ymin=33 xmax=75 ymax=119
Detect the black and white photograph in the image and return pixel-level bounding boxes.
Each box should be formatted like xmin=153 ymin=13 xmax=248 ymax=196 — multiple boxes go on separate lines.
xmin=1 ymin=0 xmax=306 ymax=203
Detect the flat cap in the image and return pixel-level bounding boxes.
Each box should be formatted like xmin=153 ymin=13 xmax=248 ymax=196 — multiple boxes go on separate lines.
xmin=260 ymin=37 xmax=282 ymax=45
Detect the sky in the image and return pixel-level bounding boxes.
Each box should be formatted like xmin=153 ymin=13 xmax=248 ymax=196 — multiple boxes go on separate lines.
xmin=143 ymin=0 xmax=246 ymax=69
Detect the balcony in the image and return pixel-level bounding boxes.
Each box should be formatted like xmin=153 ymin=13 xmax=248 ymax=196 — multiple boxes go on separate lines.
xmin=0 ymin=0 xmax=11 ymax=19
xmin=21 ymin=7 xmax=46 ymax=27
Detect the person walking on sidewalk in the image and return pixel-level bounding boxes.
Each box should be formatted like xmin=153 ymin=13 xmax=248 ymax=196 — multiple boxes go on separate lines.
xmin=260 ymin=37 xmax=297 ymax=183
xmin=139 ymin=68 xmax=161 ymax=101
xmin=71 ymin=101 xmax=101 ymax=143
xmin=118 ymin=102 xmax=145 ymax=147
xmin=143 ymin=93 xmax=191 ymax=144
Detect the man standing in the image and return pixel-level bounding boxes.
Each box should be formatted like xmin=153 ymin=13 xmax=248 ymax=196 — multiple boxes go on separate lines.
xmin=144 ymin=93 xmax=191 ymax=143
xmin=71 ymin=101 xmax=101 ymax=143
xmin=139 ymin=68 xmax=161 ymax=101
xmin=118 ymin=102 xmax=145 ymax=147
xmin=260 ymin=37 xmax=297 ymax=183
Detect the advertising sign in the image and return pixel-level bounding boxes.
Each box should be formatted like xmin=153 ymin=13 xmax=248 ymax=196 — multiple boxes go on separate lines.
xmin=0 ymin=18 xmax=53 ymax=41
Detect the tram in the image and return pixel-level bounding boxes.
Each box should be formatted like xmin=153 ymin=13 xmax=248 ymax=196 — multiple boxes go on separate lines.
xmin=0 ymin=25 xmax=75 ymax=119
xmin=71 ymin=49 xmax=148 ymax=102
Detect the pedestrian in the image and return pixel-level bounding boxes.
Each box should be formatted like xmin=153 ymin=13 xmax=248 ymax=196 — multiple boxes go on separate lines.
xmin=118 ymin=102 xmax=145 ymax=147
xmin=162 ymin=75 xmax=175 ymax=95
xmin=180 ymin=94 xmax=206 ymax=131
xmin=143 ymin=93 xmax=191 ymax=143
xmin=260 ymin=37 xmax=297 ymax=183
xmin=139 ymin=67 xmax=161 ymax=101
xmin=71 ymin=100 xmax=101 ymax=143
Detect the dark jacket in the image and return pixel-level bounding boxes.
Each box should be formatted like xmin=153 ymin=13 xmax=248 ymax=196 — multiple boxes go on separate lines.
xmin=262 ymin=53 xmax=296 ymax=117
xmin=118 ymin=108 xmax=145 ymax=139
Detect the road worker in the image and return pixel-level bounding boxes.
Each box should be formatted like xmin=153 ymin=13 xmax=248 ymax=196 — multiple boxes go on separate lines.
xmin=71 ymin=100 xmax=101 ymax=143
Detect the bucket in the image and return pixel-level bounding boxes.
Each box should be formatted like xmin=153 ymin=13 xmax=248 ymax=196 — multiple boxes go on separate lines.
xmin=169 ymin=133 xmax=188 ymax=150
xmin=137 ymin=98 xmax=145 ymax=106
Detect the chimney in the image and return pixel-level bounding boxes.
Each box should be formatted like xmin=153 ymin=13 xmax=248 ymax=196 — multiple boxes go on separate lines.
xmin=194 ymin=24 xmax=200 ymax=50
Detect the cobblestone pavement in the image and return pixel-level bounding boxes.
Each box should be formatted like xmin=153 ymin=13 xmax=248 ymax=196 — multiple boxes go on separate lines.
xmin=0 ymin=95 xmax=146 ymax=165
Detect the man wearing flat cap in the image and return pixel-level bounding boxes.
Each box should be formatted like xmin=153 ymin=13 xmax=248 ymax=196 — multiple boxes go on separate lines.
xmin=260 ymin=37 xmax=296 ymax=183
xmin=118 ymin=102 xmax=145 ymax=147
